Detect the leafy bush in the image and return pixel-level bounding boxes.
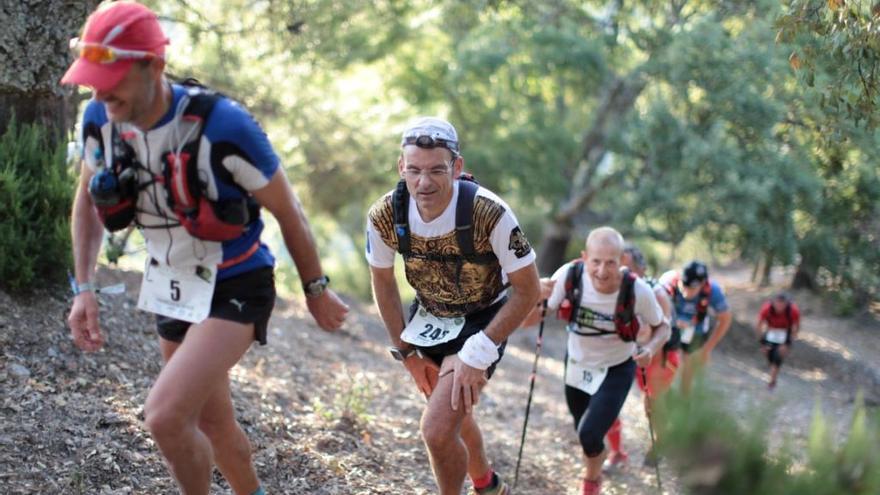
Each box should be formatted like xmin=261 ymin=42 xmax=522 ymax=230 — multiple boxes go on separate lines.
xmin=656 ymin=379 xmax=880 ymax=495
xmin=0 ymin=119 xmax=74 ymax=293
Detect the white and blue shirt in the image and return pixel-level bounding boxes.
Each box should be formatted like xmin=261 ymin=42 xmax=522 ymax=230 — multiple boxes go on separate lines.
xmin=81 ymin=84 xmax=279 ymax=280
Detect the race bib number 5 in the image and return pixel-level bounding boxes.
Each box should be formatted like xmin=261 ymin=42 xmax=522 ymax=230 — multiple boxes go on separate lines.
xmin=565 ymin=358 xmax=608 ymax=395
xmin=137 ymin=262 xmax=216 ymax=323
xmin=401 ymin=307 xmax=465 ymax=348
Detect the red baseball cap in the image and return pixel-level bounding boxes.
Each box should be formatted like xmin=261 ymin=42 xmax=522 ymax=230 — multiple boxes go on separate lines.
xmin=61 ymin=1 xmax=169 ymax=92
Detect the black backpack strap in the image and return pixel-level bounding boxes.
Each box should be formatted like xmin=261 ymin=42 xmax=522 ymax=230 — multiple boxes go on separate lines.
xmin=567 ymin=260 xmax=584 ymax=323
xmin=615 ymin=268 xmax=636 ymax=323
xmin=614 ymin=268 xmax=639 ymax=341
xmin=392 ymin=179 xmax=411 ymax=255
xmin=455 ymin=179 xmax=479 ymax=257
xmin=695 ymin=281 xmax=712 ymax=324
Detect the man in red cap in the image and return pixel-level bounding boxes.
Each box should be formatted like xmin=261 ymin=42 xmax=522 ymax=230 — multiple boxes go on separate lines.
xmin=63 ymin=2 xmax=350 ymax=494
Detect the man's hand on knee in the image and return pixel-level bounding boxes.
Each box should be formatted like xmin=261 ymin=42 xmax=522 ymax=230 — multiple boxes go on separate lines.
xmin=446 ymin=355 xmax=487 ymax=413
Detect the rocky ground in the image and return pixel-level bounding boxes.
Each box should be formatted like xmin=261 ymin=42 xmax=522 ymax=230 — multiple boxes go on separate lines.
xmin=1 ymin=265 xmax=877 ymax=494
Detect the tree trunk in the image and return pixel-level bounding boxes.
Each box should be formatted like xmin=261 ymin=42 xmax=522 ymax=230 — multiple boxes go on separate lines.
xmin=791 ymin=261 xmax=817 ymax=291
xmin=536 ymin=218 xmax=574 ymax=275
xmin=537 ymin=75 xmax=647 ymax=272
xmin=0 ymin=1 xmax=99 ymax=140
xmin=760 ymin=253 xmax=772 ymax=287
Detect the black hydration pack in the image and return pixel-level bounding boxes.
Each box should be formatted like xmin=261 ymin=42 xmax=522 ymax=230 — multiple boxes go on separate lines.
xmin=392 ymin=174 xmax=498 ymax=267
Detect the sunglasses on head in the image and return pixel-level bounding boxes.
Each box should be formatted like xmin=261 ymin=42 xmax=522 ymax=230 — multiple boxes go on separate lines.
xmin=69 ymin=37 xmax=157 ymax=64
xmin=402 ymin=135 xmax=459 ymax=155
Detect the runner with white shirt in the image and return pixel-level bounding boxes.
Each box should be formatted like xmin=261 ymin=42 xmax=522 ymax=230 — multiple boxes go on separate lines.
xmin=365 ymin=117 xmax=540 ymax=495
xmin=527 ymin=227 xmax=669 ymax=495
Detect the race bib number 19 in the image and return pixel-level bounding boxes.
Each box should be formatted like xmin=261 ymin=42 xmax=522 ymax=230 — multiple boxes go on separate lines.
xmin=401 ymin=307 xmax=465 ymax=348
xmin=137 ymin=261 xmax=215 ymax=323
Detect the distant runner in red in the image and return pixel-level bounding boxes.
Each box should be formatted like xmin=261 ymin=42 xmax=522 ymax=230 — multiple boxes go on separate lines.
xmin=755 ymin=293 xmax=800 ymax=389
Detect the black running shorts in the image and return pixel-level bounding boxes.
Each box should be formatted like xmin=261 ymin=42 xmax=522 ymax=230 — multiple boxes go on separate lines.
xmin=156 ymin=267 xmax=276 ymax=345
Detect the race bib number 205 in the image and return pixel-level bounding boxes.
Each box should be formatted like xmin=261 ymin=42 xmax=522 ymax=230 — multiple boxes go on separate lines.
xmin=137 ymin=262 xmax=215 ymax=323
xmin=400 ymin=307 xmax=466 ymax=348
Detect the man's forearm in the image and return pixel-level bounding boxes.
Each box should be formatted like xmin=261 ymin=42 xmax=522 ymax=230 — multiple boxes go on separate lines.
xmin=71 ymin=180 xmax=104 ymax=283
xmin=483 ymin=285 xmax=539 ymax=345
xmin=706 ymin=312 xmax=732 ymax=350
xmin=371 ymin=274 xmax=408 ymax=348
xmin=280 ymin=202 xmax=324 ymax=284
xmin=644 ymin=323 xmax=670 ymax=355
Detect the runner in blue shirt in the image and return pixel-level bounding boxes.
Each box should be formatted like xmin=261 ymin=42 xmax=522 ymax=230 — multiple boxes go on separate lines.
xmin=62 ymin=3 xmax=349 ymax=494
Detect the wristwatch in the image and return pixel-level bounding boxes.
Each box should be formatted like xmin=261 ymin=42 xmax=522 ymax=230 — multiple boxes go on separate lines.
xmin=389 ymin=346 xmax=417 ymax=362
xmin=302 ymin=275 xmax=330 ymax=298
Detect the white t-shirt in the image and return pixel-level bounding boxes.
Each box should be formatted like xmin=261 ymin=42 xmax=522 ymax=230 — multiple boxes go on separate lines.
xmin=365 ymin=181 xmax=536 ymax=280
xmin=547 ymin=262 xmax=664 ymax=368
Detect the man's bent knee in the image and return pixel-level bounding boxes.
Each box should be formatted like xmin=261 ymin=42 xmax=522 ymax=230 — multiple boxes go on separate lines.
xmin=579 ymin=430 xmax=605 ymax=457
xmin=199 ymin=414 xmax=250 ymax=452
xmin=421 ymin=413 xmax=460 ymax=452
xmin=144 ymin=403 xmax=191 ymax=444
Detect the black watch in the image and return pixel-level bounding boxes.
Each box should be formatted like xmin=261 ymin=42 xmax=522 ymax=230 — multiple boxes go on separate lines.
xmin=303 ymin=275 xmax=330 ymax=298
xmin=389 ymin=346 xmax=416 ymax=362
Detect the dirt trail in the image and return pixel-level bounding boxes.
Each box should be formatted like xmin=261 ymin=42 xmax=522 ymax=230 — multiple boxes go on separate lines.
xmin=1 ymin=265 xmax=877 ymax=494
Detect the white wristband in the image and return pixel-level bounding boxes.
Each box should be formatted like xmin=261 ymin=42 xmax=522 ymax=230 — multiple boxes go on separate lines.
xmin=458 ymin=331 xmax=500 ymax=370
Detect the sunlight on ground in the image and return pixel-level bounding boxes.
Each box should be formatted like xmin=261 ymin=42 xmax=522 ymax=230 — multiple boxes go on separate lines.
xmin=787 ymin=367 xmax=829 ymax=382
xmin=719 ymin=355 xmax=771 ymax=384
xmin=798 ymin=333 xmax=854 ymax=361
xmin=503 ymin=340 xmax=565 ymax=377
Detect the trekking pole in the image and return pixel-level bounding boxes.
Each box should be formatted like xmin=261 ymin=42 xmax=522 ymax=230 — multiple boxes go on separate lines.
xmin=514 ymin=300 xmax=547 ymax=489
xmin=640 ymin=367 xmax=664 ymax=493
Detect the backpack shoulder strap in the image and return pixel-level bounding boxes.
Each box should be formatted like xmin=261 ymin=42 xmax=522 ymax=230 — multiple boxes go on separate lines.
xmin=164 ymin=89 xmax=222 ymax=209
xmin=455 ymin=179 xmax=479 ymax=257
xmin=392 ymin=179 xmax=411 ymax=255
xmin=695 ymin=280 xmax=712 ymax=323
xmin=565 ymin=260 xmax=584 ymax=323
xmin=664 ymin=275 xmax=678 ymax=297
xmin=614 ymin=268 xmax=640 ymax=341
xmin=616 ymin=269 xmax=637 ymax=321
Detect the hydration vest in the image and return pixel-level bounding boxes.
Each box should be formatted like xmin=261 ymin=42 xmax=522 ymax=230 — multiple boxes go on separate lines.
xmin=87 ymin=82 xmax=259 ymax=242
xmin=662 ymin=275 xmax=712 ymax=349
xmin=556 ymin=260 xmax=640 ymax=342
xmin=767 ymin=301 xmax=794 ymax=334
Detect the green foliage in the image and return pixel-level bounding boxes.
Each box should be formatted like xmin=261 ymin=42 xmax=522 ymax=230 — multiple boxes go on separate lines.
xmin=657 ymin=381 xmax=880 ymax=495
xmin=778 ymin=0 xmax=880 ymax=129
xmin=0 ymin=118 xmax=73 ymax=293
xmin=311 ymin=368 xmax=375 ymax=426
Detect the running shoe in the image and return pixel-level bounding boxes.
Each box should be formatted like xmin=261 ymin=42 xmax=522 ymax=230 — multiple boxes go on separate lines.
xmin=474 ymin=473 xmax=510 ymax=495
xmin=582 ymin=476 xmax=602 ymax=495
xmin=602 ymin=451 xmax=629 ymax=471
